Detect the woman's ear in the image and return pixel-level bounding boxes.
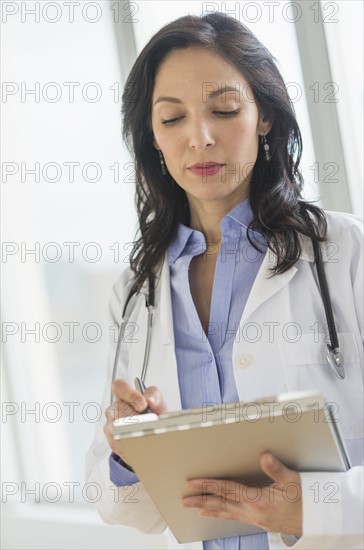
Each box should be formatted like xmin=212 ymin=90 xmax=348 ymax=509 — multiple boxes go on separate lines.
xmin=258 ymin=111 xmax=274 ymax=136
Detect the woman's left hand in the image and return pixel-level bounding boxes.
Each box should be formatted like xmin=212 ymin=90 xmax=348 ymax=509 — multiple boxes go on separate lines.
xmin=182 ymin=452 xmax=302 ymax=537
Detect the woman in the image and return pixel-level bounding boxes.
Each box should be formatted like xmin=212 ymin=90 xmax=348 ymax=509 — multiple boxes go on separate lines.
xmin=86 ymin=12 xmax=363 ymax=550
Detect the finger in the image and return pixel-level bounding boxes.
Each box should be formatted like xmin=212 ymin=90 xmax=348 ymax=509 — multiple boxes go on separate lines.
xmin=183 ymin=494 xmax=243 ymax=520
xmin=186 ymin=478 xmax=275 ymax=508
xmin=105 ymin=400 xmax=138 ymax=422
xmin=198 ymin=508 xmax=236 ymax=520
xmin=186 ymin=478 xmax=245 ymax=505
xmin=111 ymin=379 xmax=148 ymax=413
xmin=183 ymin=494 xmax=219 ymax=506
xmin=183 ymin=495 xmax=229 ymax=509
xmin=260 ymin=453 xmax=300 ymax=487
xmin=143 ymin=386 xmax=168 ymax=415
xmin=102 ymin=417 xmax=134 ymax=463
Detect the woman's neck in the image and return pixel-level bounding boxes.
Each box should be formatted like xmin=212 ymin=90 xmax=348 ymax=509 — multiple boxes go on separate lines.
xmin=187 ymin=193 xmax=248 ymax=244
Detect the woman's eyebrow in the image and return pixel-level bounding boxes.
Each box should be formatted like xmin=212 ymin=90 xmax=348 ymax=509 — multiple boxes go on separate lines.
xmin=153 ymin=85 xmax=240 ymax=106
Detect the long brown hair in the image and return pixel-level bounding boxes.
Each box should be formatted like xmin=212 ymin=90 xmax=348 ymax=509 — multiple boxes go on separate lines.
xmin=121 ymin=12 xmax=327 ymax=290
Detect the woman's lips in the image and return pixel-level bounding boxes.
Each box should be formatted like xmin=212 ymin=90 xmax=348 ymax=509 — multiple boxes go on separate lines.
xmin=188 ymin=164 xmax=225 ymax=176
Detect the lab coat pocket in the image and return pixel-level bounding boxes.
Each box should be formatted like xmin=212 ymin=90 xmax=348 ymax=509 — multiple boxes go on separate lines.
xmin=278 ymin=332 xmax=363 ymax=438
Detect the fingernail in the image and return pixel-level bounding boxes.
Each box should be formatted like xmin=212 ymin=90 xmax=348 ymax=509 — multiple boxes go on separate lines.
xmin=148 ymin=394 xmax=158 ymax=405
xmin=186 ymin=480 xmax=198 ymax=487
xmin=266 ymin=454 xmax=275 ymax=467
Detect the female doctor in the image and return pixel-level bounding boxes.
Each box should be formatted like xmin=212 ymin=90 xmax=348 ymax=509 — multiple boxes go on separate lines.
xmin=86 ymin=12 xmax=363 ymax=550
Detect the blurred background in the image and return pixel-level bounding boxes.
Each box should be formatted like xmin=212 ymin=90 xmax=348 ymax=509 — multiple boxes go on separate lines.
xmin=1 ymin=0 xmax=363 ymax=548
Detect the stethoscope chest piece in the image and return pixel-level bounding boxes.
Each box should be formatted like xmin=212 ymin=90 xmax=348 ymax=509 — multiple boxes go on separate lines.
xmin=326 ymin=344 xmax=345 ymax=379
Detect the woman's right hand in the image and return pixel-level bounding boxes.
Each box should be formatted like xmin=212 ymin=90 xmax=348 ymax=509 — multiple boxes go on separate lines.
xmin=103 ymin=379 xmax=168 ymax=468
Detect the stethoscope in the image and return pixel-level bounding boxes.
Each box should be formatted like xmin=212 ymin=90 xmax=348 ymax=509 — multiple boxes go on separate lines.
xmin=109 ymin=237 xmax=345 ymax=406
xmin=110 ymin=276 xmax=155 ymax=407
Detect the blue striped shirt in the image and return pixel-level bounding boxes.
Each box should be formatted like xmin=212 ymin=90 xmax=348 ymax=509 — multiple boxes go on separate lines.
xmin=110 ymin=197 xmax=270 ymax=549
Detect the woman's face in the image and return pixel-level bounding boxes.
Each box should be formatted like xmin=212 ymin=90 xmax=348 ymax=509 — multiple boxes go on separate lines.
xmin=151 ymin=46 xmax=272 ymax=206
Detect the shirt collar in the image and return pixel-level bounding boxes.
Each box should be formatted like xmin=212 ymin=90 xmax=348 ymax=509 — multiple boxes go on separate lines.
xmin=167 ymin=197 xmax=265 ymax=266
xmin=224 ymin=196 xmax=256 ymax=229
xmin=167 ymin=223 xmax=201 ymax=266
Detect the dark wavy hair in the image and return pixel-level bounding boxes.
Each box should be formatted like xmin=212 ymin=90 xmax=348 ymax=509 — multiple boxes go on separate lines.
xmin=121 ymin=12 xmax=327 ymax=290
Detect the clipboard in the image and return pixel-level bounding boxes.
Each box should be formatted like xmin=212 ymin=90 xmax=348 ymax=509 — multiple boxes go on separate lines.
xmin=112 ymin=390 xmax=350 ymax=543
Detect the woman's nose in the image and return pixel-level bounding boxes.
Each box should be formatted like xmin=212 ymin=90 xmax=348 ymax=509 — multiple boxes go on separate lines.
xmin=188 ymin=120 xmax=216 ymax=150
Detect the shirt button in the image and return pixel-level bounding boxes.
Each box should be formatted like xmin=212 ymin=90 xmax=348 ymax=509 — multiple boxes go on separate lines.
xmin=234 ymin=354 xmax=252 ymax=369
xmin=207 ymin=353 xmax=213 ymax=363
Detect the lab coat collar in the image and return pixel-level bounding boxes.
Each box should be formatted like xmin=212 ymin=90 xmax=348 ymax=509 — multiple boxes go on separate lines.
xmin=298 ymin=233 xmax=326 ymax=263
xmin=157 ymin=254 xmax=176 ymax=349
xmin=259 ymin=233 xmax=330 ymax=263
xmin=240 ymin=233 xmax=321 ymax=323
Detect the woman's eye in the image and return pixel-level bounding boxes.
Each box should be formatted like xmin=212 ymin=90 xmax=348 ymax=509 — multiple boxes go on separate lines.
xmin=161 ymin=109 xmax=240 ymax=126
xmin=214 ymin=109 xmax=240 ymax=117
xmin=161 ymin=116 xmax=183 ymax=125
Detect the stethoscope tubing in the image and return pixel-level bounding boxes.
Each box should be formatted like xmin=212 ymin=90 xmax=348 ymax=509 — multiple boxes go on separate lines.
xmin=110 ymin=279 xmax=155 ymax=407
xmin=311 ymin=239 xmax=345 ymax=379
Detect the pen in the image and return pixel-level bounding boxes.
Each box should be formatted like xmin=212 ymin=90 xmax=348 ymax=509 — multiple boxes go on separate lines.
xmin=134 ymin=377 xmax=152 ymax=414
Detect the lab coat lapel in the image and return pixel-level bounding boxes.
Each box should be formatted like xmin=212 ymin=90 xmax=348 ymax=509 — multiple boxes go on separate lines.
xmin=147 ymin=254 xmax=182 ymax=412
xmin=240 ymin=248 xmax=298 ymax=325
xmin=158 ymin=253 xmax=175 ymax=348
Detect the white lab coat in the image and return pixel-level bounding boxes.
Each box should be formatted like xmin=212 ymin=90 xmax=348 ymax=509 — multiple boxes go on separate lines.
xmin=86 ymin=210 xmax=364 ymax=549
